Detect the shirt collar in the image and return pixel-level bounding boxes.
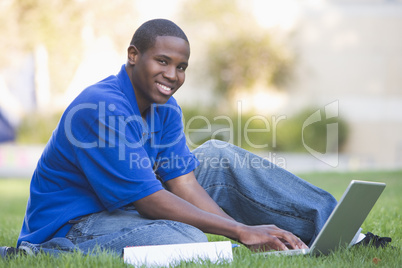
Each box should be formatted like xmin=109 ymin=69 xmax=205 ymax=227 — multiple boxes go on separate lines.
xmin=117 ymin=64 xmax=138 ymax=114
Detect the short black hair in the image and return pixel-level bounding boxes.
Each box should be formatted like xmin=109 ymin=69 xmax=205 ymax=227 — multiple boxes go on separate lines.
xmin=130 ymin=19 xmax=189 ymax=53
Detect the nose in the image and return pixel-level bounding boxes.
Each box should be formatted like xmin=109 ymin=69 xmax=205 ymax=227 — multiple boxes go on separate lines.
xmin=162 ymin=66 xmax=177 ymax=82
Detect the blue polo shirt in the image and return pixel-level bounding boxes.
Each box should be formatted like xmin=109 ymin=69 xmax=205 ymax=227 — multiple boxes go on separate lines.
xmin=18 ymin=65 xmax=199 ymax=246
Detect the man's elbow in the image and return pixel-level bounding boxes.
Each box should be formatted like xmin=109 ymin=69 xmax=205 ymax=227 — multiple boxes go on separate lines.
xmin=132 ymin=190 xmax=167 ymax=220
xmin=135 ymin=205 xmax=159 ymax=220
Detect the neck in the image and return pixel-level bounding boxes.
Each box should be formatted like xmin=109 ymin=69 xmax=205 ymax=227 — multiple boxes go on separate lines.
xmin=125 ymin=64 xmax=150 ymax=118
xmin=137 ymin=101 xmax=150 ymax=119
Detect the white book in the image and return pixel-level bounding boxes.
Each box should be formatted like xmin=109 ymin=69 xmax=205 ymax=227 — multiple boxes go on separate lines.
xmin=123 ymin=241 xmax=233 ymax=267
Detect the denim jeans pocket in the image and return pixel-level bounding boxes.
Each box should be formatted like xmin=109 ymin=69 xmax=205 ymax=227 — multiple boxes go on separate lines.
xmin=66 ymin=212 xmax=101 ymax=244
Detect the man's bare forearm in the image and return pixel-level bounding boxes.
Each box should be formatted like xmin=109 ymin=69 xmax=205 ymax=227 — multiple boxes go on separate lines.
xmin=164 ymin=172 xmax=235 ymax=221
xmin=133 ymin=189 xmax=243 ymax=240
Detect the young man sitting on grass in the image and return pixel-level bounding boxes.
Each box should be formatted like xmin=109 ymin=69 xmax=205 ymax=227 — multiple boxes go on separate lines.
xmin=1 ymin=19 xmax=392 ymax=258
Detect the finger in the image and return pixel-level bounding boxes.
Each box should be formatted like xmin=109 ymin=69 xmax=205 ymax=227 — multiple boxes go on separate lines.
xmin=293 ymin=236 xmax=308 ymax=249
xmin=274 ymin=230 xmax=308 ymax=250
xmin=247 ymin=235 xmax=289 ymax=252
xmin=264 ymin=236 xmax=289 ymax=251
xmin=282 ymin=237 xmax=308 ymax=249
xmin=270 ymin=236 xmax=290 ymax=251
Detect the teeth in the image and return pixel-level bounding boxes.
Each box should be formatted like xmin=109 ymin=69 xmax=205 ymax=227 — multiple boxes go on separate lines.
xmin=157 ymin=82 xmax=172 ymax=91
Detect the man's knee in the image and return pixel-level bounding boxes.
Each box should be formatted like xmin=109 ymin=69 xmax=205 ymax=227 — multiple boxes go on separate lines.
xmin=324 ymin=193 xmax=338 ymax=217
xmin=196 ymin=139 xmax=230 ymax=153
xmin=166 ymin=221 xmax=208 ymax=244
xmin=145 ymin=220 xmax=208 ymax=245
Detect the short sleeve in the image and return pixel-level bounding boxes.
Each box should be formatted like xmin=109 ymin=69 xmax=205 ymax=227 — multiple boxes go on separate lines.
xmin=152 ymin=100 xmax=199 ymax=182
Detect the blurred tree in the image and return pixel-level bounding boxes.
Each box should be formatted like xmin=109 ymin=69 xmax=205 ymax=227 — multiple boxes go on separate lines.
xmin=0 ymin=0 xmax=137 ymax=94
xmin=207 ymin=31 xmax=294 ymax=96
xmin=179 ymin=0 xmax=294 ymax=98
xmin=0 ymin=0 xmax=85 ymax=94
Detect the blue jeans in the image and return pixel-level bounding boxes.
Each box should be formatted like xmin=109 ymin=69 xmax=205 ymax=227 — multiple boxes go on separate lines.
xmin=19 ymin=140 xmax=337 ymax=255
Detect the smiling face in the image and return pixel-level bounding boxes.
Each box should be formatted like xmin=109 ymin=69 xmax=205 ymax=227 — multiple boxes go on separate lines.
xmin=126 ymin=36 xmax=190 ymax=115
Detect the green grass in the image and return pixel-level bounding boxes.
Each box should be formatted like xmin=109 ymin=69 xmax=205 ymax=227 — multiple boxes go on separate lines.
xmin=1 ymin=170 xmax=401 ymax=267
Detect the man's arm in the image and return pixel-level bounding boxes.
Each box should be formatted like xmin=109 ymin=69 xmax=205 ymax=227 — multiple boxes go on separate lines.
xmin=133 ymin=171 xmax=308 ymax=251
xmin=164 ymin=171 xmax=235 ymax=221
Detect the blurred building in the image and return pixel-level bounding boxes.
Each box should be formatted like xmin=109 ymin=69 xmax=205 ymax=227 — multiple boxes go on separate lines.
xmin=286 ymin=0 xmax=402 ymax=169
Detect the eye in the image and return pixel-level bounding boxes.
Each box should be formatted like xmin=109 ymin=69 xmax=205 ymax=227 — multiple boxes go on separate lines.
xmin=177 ymin=65 xmax=187 ymax=72
xmin=157 ymin=59 xmax=167 ymax=65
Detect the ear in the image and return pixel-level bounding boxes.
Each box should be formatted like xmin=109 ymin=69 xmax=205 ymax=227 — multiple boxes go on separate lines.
xmin=127 ymin=45 xmax=140 ymax=66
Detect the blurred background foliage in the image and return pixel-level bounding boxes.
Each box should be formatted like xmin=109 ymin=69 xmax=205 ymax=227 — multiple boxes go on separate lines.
xmin=2 ymin=0 xmax=349 ymax=152
xmin=206 ymin=32 xmax=294 ymax=97
xmin=183 ymin=107 xmax=348 ymax=153
xmin=16 ymin=112 xmax=62 ymax=144
xmin=179 ymin=0 xmax=294 ymax=99
xmin=0 ymin=0 xmax=136 ymax=93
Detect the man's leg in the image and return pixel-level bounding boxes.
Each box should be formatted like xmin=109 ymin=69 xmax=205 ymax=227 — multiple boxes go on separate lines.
xmin=66 ymin=207 xmax=208 ymax=255
xmin=192 ymin=140 xmax=337 ymax=245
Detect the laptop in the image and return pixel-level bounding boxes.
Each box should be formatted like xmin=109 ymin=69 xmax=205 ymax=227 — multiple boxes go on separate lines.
xmin=258 ymin=180 xmax=386 ymax=257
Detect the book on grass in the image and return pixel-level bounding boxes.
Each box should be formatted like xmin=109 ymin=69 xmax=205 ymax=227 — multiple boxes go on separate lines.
xmin=123 ymin=241 xmax=233 ymax=266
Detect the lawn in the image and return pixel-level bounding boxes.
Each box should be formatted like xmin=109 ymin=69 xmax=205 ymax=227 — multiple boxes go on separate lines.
xmin=0 ymin=170 xmax=401 ymax=267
